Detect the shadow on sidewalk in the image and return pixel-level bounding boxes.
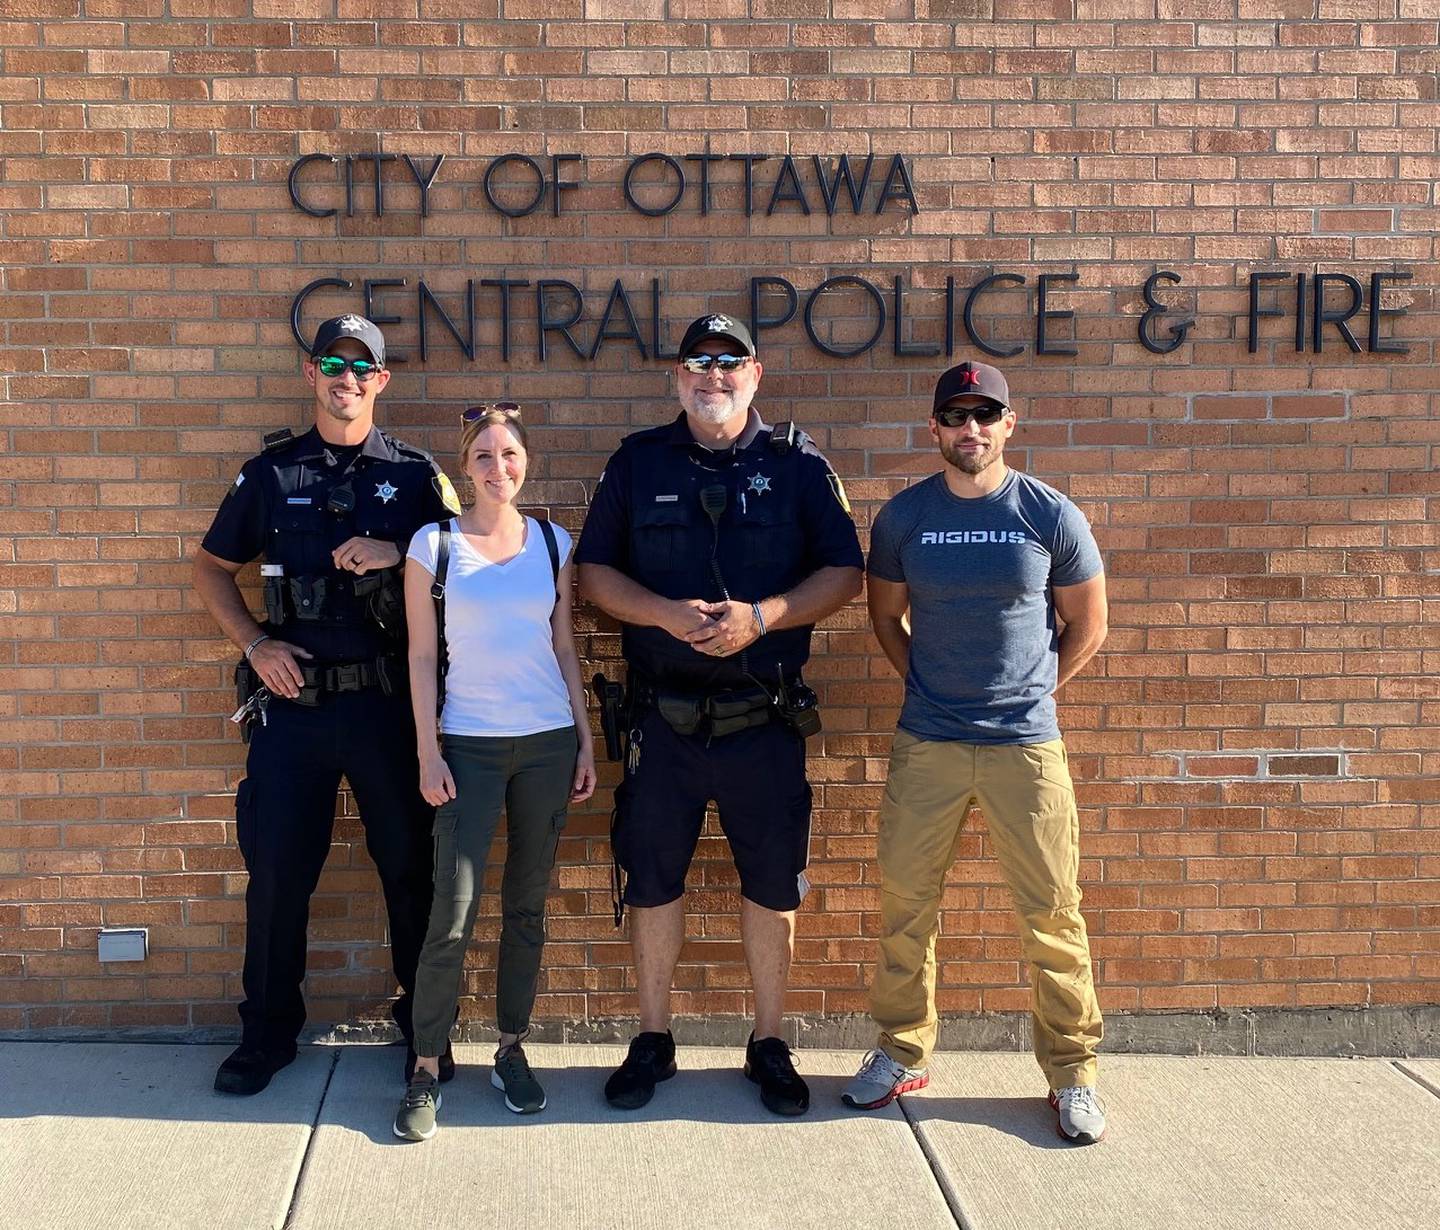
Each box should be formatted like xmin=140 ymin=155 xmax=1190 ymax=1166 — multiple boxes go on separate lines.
xmin=330 ymin=1062 xmax=880 ymax=1144
xmin=3 ymin=1038 xmax=1078 ymax=1152
xmin=901 ymin=1094 xmax=1072 ymax=1150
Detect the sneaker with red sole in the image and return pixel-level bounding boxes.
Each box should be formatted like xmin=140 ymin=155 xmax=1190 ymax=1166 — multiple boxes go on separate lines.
xmin=840 ymin=1048 xmax=929 ymax=1110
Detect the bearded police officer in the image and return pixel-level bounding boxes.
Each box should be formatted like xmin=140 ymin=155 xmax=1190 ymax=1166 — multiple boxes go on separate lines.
xmin=576 ymin=314 xmax=864 ymax=1117
xmin=195 ymin=315 xmax=461 ymax=1095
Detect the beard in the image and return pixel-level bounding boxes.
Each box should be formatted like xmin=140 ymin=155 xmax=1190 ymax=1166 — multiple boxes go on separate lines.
xmin=940 ymin=437 xmax=1000 ymax=474
xmin=682 ymin=387 xmax=750 ymax=425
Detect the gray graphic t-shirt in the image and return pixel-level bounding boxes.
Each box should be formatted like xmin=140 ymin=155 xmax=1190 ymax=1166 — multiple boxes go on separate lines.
xmin=867 ymin=469 xmax=1103 ymax=745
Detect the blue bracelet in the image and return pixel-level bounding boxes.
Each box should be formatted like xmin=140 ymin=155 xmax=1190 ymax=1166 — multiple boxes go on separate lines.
xmin=751 ymin=601 xmax=766 ymax=637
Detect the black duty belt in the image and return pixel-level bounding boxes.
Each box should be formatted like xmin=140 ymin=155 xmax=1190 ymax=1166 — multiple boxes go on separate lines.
xmin=292 ymin=654 xmax=401 ymax=705
xmin=629 ymin=676 xmax=776 ymax=739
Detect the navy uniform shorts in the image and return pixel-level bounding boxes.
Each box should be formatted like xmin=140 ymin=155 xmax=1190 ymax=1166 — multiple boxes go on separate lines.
xmin=613 ymin=706 xmax=813 ymax=913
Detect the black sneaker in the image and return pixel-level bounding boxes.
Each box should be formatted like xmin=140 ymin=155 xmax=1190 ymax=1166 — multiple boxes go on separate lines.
xmin=403 ymin=1037 xmax=455 ymax=1084
xmin=604 ymin=1030 xmax=677 ymax=1110
xmin=491 ymin=1039 xmax=546 ymax=1114
xmin=744 ymin=1033 xmax=809 ymax=1117
xmin=214 ymin=1044 xmax=297 ymax=1096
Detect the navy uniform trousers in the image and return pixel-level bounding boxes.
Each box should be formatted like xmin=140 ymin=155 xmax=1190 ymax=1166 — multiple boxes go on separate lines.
xmin=233 ymin=684 xmax=432 ymax=1052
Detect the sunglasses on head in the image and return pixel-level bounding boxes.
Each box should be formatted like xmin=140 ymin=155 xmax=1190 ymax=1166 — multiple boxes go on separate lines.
xmin=460 ymin=402 xmax=521 ymax=423
xmin=934 ymin=404 xmax=1007 ymax=428
xmin=315 ymin=355 xmax=380 ymax=381
xmin=680 ymin=353 xmax=751 ymax=374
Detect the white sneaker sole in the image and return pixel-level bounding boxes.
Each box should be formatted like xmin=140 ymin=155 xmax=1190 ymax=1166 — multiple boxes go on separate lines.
xmin=491 ymin=1067 xmax=546 ymax=1114
xmin=393 ymin=1090 xmax=440 ymax=1140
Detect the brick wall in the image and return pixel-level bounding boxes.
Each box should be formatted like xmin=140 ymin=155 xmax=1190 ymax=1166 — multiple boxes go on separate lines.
xmin=2 ymin=1 xmax=1438 ymax=1041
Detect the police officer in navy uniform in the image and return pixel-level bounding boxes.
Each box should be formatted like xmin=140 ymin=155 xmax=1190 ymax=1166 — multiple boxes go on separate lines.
xmin=576 ymin=314 xmax=864 ymax=1117
xmin=194 ymin=315 xmax=461 ymax=1095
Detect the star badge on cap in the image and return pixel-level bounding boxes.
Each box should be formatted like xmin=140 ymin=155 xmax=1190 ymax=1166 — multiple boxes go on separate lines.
xmin=338 ymin=314 xmax=367 ymax=333
xmin=703 ymin=314 xmax=733 ymax=333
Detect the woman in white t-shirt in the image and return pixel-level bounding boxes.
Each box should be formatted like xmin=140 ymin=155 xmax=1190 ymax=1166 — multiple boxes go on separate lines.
xmin=393 ymin=405 xmax=595 ymax=1141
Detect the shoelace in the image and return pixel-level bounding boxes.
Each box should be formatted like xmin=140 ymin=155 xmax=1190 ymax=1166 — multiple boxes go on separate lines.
xmin=1061 ymin=1086 xmax=1099 ymax=1114
xmin=495 ymin=1046 xmax=533 ymax=1082
xmin=856 ymin=1048 xmax=903 ymax=1083
xmin=495 ymin=1027 xmax=533 ymax=1076
xmin=402 ymin=1074 xmax=437 ymax=1108
xmin=627 ymin=1035 xmax=667 ymax=1066
xmin=752 ymin=1039 xmax=799 ymax=1080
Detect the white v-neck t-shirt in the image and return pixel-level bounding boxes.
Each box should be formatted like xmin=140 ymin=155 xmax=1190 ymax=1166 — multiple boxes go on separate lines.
xmin=407 ymin=517 xmax=575 ymax=737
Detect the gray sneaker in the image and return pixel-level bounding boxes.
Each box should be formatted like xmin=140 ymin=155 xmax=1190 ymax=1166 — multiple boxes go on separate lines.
xmin=393 ymin=1070 xmax=441 ymax=1141
xmin=491 ymin=1040 xmax=546 ymax=1114
xmin=1050 ymin=1085 xmax=1106 ymax=1144
xmin=841 ymin=1049 xmax=929 ymax=1110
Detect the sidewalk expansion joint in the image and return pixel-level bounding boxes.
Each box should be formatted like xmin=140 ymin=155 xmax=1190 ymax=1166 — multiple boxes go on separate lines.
xmin=898 ymin=1098 xmax=968 ymax=1230
xmin=282 ymin=1047 xmax=341 ymax=1230
xmin=1390 ymin=1060 xmax=1440 ymax=1101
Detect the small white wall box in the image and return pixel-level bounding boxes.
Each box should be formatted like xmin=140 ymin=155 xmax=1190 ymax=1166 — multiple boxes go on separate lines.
xmin=98 ymin=928 xmax=148 ymax=963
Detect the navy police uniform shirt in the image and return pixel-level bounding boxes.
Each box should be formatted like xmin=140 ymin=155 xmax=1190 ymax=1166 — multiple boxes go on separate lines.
xmin=203 ymin=425 xmax=457 ymax=665
xmin=575 ymin=410 xmax=863 ymax=690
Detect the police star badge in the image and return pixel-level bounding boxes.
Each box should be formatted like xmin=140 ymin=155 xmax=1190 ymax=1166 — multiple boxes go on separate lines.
xmin=746 ymin=474 xmax=772 ymax=496
xmin=375 ymin=480 xmax=399 ymax=504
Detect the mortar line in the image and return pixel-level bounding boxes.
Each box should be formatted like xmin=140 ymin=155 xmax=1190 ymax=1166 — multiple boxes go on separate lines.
xmin=281 ymin=1047 xmax=341 ymax=1230
xmin=1390 ymin=1059 xmax=1440 ymax=1101
xmin=898 ymin=1097 xmax=970 ymax=1230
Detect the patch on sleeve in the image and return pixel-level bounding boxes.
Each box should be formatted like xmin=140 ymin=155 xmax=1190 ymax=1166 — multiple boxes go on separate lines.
xmin=827 ymin=471 xmax=852 ymax=516
xmin=433 ymin=470 xmax=462 ymax=515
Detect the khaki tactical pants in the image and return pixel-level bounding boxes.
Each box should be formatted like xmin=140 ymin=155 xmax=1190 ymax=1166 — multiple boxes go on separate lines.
xmin=870 ymin=731 xmax=1103 ymax=1089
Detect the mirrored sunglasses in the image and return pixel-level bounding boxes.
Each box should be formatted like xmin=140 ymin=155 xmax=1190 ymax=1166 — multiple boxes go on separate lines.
xmin=680 ymin=353 xmax=751 ymax=374
xmin=460 ymin=402 xmax=521 ymax=423
xmin=934 ymin=404 xmax=1007 ymax=428
xmin=316 ymin=356 xmax=380 ymax=380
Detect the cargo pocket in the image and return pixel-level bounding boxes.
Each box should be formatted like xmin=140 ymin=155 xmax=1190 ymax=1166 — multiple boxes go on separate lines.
xmin=1019 ymin=740 xmax=1074 ymax=790
xmin=431 ymin=805 xmax=460 ymax=891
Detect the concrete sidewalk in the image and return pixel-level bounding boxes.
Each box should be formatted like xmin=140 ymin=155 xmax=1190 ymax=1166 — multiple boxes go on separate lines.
xmin=2 ymin=1041 xmax=1436 ymax=1230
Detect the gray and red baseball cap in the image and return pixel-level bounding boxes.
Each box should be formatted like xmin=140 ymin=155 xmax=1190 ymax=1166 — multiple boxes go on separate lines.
xmin=933 ymin=361 xmax=1009 ymax=413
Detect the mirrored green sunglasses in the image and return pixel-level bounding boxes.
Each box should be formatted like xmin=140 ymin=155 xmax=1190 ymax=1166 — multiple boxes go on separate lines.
xmin=316 ymin=356 xmax=380 ymax=380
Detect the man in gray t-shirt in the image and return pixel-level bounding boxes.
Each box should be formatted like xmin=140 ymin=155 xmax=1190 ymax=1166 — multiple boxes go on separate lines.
xmin=841 ymin=361 xmax=1111 ymax=1145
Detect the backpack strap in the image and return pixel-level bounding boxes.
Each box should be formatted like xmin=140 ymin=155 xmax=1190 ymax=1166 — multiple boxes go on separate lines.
xmin=538 ymin=516 xmax=560 ymax=603
xmin=429 ymin=521 xmax=451 ymax=716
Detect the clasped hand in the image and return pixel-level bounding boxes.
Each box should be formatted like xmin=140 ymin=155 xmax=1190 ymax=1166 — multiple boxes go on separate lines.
xmin=667 ymin=598 xmax=761 ymax=659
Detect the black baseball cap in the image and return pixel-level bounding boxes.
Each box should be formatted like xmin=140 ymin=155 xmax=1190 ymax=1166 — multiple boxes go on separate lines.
xmin=310 ymin=314 xmax=386 ymax=367
xmin=933 ymin=361 xmax=1009 ymax=414
xmin=677 ymin=313 xmax=756 ymax=360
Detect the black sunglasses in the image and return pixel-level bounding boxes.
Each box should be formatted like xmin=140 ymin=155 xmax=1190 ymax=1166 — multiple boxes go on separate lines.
xmin=460 ymin=402 xmax=521 ymax=423
xmin=315 ymin=355 xmax=380 ymax=380
xmin=680 ymin=354 xmax=751 ymax=374
xmin=934 ymin=404 xmax=1007 ymax=428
